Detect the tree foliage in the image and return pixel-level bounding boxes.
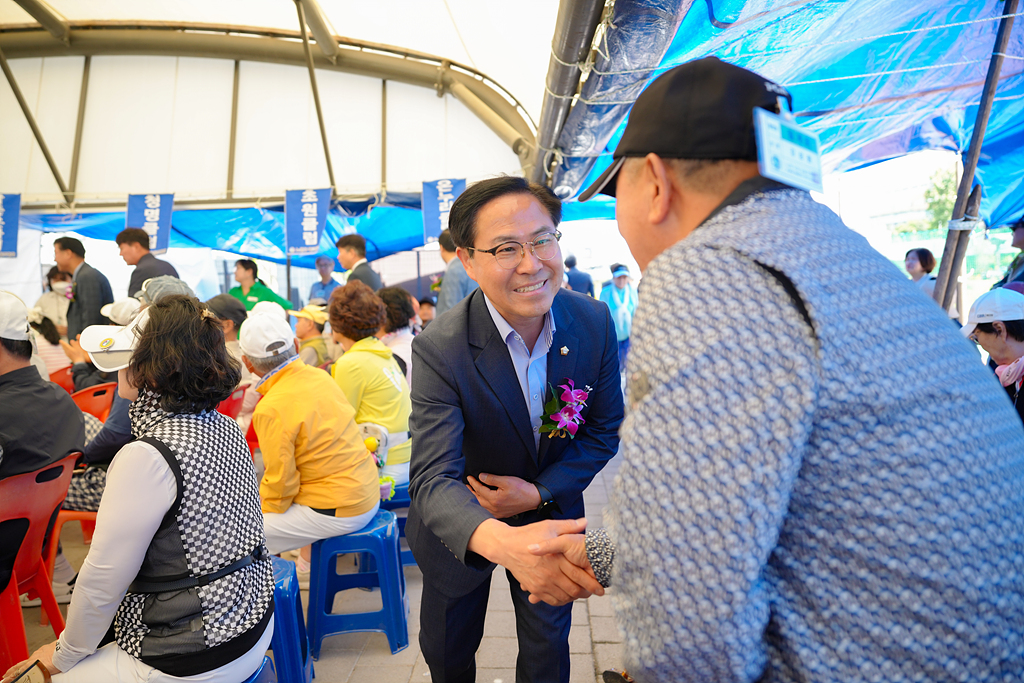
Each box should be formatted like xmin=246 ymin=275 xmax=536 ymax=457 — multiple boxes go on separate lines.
xmin=924 ymin=168 xmax=958 ymax=232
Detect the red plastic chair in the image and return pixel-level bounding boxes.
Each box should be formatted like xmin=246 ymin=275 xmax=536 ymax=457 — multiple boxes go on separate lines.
xmin=0 ymin=453 xmax=79 ymax=672
xmin=49 ymin=367 xmax=75 ymax=394
xmin=245 ymin=421 xmax=260 ymax=462
xmin=70 ymin=382 xmax=117 ymax=422
xmin=217 ymin=387 xmax=246 ymax=420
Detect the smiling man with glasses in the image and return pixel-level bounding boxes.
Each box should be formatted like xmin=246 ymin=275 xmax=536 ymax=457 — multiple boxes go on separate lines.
xmin=406 ymin=176 xmax=624 ymax=683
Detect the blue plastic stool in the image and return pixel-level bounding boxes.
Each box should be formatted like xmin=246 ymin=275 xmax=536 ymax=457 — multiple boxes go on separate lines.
xmin=270 ymin=556 xmax=314 ymax=683
xmin=307 ymin=509 xmax=408 ymax=658
xmin=243 ymin=655 xmax=277 ymax=683
xmin=380 ymin=483 xmax=416 ymax=566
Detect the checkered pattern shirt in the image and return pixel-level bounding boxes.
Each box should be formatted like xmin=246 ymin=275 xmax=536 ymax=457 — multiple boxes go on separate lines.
xmin=597 ymin=180 xmax=1024 ymax=682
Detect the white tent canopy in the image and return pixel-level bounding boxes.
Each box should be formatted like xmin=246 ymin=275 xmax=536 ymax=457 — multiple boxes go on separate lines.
xmin=0 ymin=0 xmax=559 ymax=209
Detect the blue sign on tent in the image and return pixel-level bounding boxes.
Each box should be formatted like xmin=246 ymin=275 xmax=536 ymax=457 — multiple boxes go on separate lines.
xmin=422 ymin=178 xmax=465 ymax=243
xmin=126 ymin=194 xmax=174 ymax=255
xmin=0 ymin=194 xmax=19 ymax=258
xmin=285 ymin=188 xmax=331 ymax=256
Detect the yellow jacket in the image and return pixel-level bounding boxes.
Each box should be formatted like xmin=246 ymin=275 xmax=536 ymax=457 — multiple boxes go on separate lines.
xmin=254 ymin=359 xmax=379 ymax=517
xmin=331 ymin=337 xmax=412 ymax=466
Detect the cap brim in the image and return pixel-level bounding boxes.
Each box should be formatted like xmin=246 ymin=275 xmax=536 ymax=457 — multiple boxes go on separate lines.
xmin=80 ymin=324 xmax=135 ymax=372
xmin=100 ymin=303 xmax=114 ymax=318
xmin=578 ymin=157 xmax=625 ymax=202
xmin=961 ymin=322 xmax=978 ymax=338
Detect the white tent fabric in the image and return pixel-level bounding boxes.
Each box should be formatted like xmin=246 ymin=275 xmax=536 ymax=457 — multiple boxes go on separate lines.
xmin=0 ymin=1 xmax=557 ymax=205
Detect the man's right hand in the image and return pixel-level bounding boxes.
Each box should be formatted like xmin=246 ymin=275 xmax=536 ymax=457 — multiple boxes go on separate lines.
xmin=467 ymin=517 xmax=604 ymax=606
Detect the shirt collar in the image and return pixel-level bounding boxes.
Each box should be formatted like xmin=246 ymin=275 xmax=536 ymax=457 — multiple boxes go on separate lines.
xmin=0 ymin=365 xmax=43 ymax=389
xmin=254 ymin=355 xmax=301 ymax=392
xmin=699 ymin=175 xmax=790 ymax=230
xmin=351 ymin=258 xmax=367 ymax=270
xmin=72 ymin=261 xmax=84 ymax=279
xmin=483 ymin=294 xmax=556 ymax=348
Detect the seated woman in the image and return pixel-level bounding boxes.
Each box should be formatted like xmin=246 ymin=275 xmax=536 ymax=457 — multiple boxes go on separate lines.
xmin=206 ymin=293 xmax=258 ymax=430
xmin=27 ymin=306 xmax=70 ymax=376
xmin=377 ymin=286 xmax=417 ymax=387
xmin=33 ymin=265 xmax=72 ymax=339
xmin=329 ymin=281 xmax=413 ymax=485
xmin=3 ymin=295 xmax=274 ymax=683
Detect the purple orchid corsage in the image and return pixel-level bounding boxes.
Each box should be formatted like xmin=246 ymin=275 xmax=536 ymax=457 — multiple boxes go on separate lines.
xmin=539 ymin=378 xmax=591 ymax=439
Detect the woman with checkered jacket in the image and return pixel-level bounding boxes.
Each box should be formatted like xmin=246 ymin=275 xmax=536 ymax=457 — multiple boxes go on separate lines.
xmin=4 ymin=295 xmax=275 ymax=683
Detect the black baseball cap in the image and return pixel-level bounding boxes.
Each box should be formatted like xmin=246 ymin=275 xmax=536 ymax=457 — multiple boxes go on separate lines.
xmin=579 ymin=57 xmax=792 ymax=201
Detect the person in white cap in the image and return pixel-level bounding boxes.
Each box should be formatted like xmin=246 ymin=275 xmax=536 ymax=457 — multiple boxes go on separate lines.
xmin=0 ymin=291 xmax=84 ymax=615
xmin=239 ymin=310 xmax=380 ymax=578
xmin=963 ymin=287 xmax=1024 ymax=425
xmin=4 ymin=294 xmax=274 ymax=683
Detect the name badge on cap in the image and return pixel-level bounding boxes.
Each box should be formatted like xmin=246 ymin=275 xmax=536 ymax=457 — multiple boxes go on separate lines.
xmin=753 ymin=97 xmax=823 ymax=193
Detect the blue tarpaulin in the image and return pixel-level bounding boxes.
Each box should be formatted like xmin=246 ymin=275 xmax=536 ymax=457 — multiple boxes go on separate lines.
xmin=559 ymin=1 xmax=1024 ymax=227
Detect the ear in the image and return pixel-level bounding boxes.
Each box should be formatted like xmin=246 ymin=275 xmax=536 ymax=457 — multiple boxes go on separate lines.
xmin=994 ymin=321 xmax=1008 ymax=340
xmin=457 ymin=246 xmax=478 ymax=283
xmin=645 ymin=153 xmax=674 ymax=226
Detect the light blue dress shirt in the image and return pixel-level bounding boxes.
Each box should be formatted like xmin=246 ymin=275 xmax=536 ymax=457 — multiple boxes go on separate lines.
xmin=483 ymin=295 xmax=555 ymax=450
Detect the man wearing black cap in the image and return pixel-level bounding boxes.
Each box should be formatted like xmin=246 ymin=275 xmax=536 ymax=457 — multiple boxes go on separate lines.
xmin=528 ymin=57 xmax=1024 ymax=682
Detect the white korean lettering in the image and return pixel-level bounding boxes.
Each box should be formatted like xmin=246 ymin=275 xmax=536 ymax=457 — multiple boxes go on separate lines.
xmin=301 ymin=202 xmax=317 ymax=217
xmin=301 ymin=189 xmax=318 ymax=203
xmin=145 ymin=194 xmax=161 ymax=209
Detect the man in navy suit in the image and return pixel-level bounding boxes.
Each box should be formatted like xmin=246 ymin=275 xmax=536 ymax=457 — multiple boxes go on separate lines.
xmin=408 ymin=177 xmax=624 ymax=683
xmin=54 ymin=236 xmax=113 ymax=341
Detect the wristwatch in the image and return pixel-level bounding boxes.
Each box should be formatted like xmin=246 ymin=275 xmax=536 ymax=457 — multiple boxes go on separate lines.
xmin=535 ymin=483 xmax=555 ymax=513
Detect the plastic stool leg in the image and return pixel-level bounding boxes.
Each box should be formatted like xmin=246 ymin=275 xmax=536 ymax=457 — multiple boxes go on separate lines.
xmin=0 ymin=572 xmax=29 ymax=673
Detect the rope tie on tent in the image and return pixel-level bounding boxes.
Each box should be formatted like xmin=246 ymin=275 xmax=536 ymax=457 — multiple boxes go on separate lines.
xmin=948 ymin=216 xmax=983 ymax=232
xmin=585 ymin=10 xmax=1024 ymax=77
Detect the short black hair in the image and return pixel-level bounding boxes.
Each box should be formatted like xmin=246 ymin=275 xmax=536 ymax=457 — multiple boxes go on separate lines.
xmin=30 ymin=316 xmax=60 ymax=346
xmin=235 ymin=259 xmax=258 ymax=279
xmin=447 ymin=177 xmax=561 ymax=250
xmin=378 ymin=286 xmax=416 ymax=334
xmin=0 ymin=337 xmax=32 ymax=360
xmin=129 ymin=295 xmax=241 ymax=413
xmin=977 ymin=319 xmax=1024 ymax=343
xmin=438 ymin=229 xmax=456 ymax=253
xmin=336 ymin=234 xmax=367 ymax=257
xmin=54 ymin=237 xmax=85 ymax=258
xmin=905 ymin=248 xmax=936 ymax=274
xmin=564 ymin=255 xmax=577 ymax=269
xmin=116 ymin=228 xmax=150 ymax=250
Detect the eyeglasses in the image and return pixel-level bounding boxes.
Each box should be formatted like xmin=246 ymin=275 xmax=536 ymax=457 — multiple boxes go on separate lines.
xmin=468 ymin=231 xmax=562 ymax=270
xmin=968 ymin=332 xmax=980 ymax=344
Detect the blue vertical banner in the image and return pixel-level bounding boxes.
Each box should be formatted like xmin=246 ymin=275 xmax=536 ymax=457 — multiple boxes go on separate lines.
xmin=285 ymin=188 xmax=332 ymax=256
xmin=126 ymin=194 xmax=174 ymax=255
xmin=422 ymin=178 xmax=466 ymax=243
xmin=0 ymin=194 xmax=19 ymax=257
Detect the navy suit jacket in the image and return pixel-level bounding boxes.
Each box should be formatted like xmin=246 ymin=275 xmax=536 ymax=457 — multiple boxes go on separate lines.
xmin=566 ymin=268 xmax=594 ymax=297
xmin=407 ymin=288 xmax=623 ymax=597
xmin=348 ymin=261 xmax=382 ymax=291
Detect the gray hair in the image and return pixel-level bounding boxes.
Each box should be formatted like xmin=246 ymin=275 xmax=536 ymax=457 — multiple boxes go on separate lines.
xmin=246 ymin=347 xmax=298 ymax=376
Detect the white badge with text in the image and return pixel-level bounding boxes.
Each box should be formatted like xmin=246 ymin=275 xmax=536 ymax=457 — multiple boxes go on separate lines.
xmin=754 ymin=108 xmax=823 ymax=193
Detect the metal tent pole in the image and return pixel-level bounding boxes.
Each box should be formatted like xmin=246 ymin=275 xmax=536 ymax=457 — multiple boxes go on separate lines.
xmin=933 ymin=0 xmax=1019 ymax=308
xmin=295 ymin=0 xmax=336 ymax=194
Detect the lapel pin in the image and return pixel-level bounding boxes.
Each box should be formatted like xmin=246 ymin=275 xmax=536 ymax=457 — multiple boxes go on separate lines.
xmin=560 ymin=346 xmax=569 ymax=356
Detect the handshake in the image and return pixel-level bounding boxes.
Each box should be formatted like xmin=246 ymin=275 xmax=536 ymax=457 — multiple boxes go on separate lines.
xmin=468 ymin=516 xmax=601 ymax=607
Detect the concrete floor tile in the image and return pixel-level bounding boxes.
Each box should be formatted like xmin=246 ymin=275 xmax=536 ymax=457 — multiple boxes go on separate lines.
xmin=358 ymin=632 xmax=421 ymax=667
xmin=590 ymin=616 xmax=623 ymax=643
xmin=593 ymin=643 xmax=623 ymax=673
xmin=347 ymin=665 xmax=413 ymax=683
xmin=571 ymin=599 xmax=589 ymax=625
xmin=477 ymin=668 xmax=517 ymax=683
xmin=310 ymin=647 xmax=361 ymax=682
xmin=476 ymin=636 xmax=519 ymax=669
xmin=570 ymin=653 xmax=597 ymax=683
xmin=569 ymin=623 xmax=592 ymax=654
xmin=317 ymin=630 xmax=370 ymax=653
xmin=483 ymin=608 xmax=518 ymax=637
xmin=587 ymin=593 xmax=615 ymax=617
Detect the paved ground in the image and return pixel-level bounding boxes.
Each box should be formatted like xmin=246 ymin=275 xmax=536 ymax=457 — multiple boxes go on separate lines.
xmin=24 ymin=454 xmax=625 ymax=683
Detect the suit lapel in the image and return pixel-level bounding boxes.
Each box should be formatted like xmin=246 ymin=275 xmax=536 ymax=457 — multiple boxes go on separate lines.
xmin=539 ymin=295 xmax=578 ymax=464
xmin=468 ymin=292 xmax=538 ymax=458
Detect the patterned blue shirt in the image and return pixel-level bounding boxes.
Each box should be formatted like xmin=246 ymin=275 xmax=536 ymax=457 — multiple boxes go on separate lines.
xmin=593 ymin=179 xmax=1024 ymax=682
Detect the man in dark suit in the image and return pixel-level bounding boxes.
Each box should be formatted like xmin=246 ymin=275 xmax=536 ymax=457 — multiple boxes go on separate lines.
xmin=409 ymin=177 xmax=623 ymax=683
xmin=563 ymin=255 xmax=594 ymax=296
xmin=54 ymin=237 xmax=113 ymax=341
xmin=336 ymin=233 xmax=382 ymax=291
xmin=116 ymin=227 xmax=179 ymax=297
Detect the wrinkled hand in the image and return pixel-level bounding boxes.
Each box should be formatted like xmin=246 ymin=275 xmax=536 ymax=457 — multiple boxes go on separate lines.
xmin=526 ymin=532 xmax=590 ymax=604
xmin=467 ymin=473 xmax=541 ymax=519
xmin=1 ymin=641 xmax=61 ymax=683
xmin=468 ymin=517 xmax=603 ymax=607
xmin=61 ymin=338 xmax=89 ymax=364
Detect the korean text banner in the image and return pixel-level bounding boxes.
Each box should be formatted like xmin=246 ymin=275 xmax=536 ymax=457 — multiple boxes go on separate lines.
xmin=126 ymin=194 xmax=174 ymax=255
xmin=285 ymin=188 xmax=332 ymax=256
xmin=0 ymin=194 xmax=20 ymax=257
xmin=422 ymin=179 xmax=466 ymax=243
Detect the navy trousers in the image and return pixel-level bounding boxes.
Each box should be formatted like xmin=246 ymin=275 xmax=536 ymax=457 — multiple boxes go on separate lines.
xmin=419 ymin=569 xmax=573 ymax=683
